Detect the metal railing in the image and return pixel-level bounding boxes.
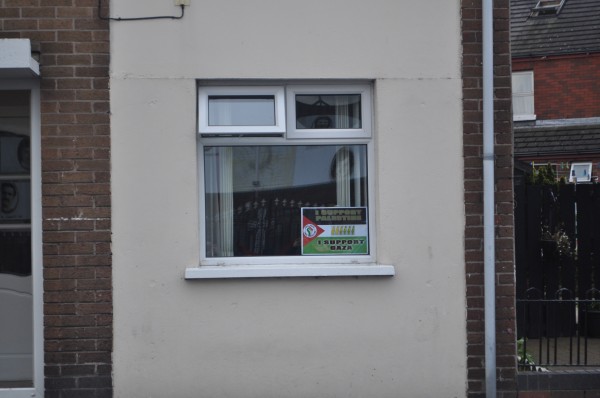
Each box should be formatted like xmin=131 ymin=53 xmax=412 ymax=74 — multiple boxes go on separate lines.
xmin=517 ymin=287 xmax=600 ymax=369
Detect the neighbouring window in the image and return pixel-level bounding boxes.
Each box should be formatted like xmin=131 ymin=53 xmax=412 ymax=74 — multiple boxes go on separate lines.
xmin=569 ymin=162 xmax=592 ymax=183
xmin=530 ymin=0 xmax=566 ymax=16
xmin=198 ymin=83 xmax=373 ymax=263
xmin=512 ymin=71 xmax=536 ymax=121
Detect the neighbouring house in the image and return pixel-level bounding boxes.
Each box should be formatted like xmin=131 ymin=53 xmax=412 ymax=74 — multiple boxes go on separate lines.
xmin=511 ymin=1 xmax=600 ymax=396
xmin=511 ymin=0 xmax=600 ymax=184
xmin=0 ymin=1 xmax=518 ymax=397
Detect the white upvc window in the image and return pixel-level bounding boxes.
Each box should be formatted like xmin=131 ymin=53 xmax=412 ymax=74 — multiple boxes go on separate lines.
xmin=512 ymin=71 xmax=536 ymax=121
xmin=187 ymin=81 xmax=394 ymax=279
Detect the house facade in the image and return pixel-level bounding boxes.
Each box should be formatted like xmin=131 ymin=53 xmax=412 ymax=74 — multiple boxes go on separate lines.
xmin=511 ymin=0 xmax=600 ymax=183
xmin=0 ymin=1 xmax=517 ymax=397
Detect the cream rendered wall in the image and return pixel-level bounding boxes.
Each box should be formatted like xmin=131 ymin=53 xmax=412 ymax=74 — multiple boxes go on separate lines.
xmin=111 ymin=1 xmax=465 ymax=397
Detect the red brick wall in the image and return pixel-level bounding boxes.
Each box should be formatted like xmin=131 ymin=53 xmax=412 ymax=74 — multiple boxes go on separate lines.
xmin=462 ymin=0 xmax=517 ymax=397
xmin=513 ymin=54 xmax=600 ymax=120
xmin=0 ymin=1 xmax=112 ymax=397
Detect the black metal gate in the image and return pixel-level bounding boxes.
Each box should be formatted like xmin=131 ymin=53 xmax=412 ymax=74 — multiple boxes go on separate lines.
xmin=515 ymin=183 xmax=600 ymax=367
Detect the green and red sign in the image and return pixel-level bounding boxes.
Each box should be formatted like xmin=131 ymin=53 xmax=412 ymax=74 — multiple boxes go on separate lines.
xmin=301 ymin=207 xmax=368 ymax=255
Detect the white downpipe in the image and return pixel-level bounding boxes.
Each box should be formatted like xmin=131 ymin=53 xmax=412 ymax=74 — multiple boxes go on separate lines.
xmin=482 ymin=0 xmax=497 ymax=397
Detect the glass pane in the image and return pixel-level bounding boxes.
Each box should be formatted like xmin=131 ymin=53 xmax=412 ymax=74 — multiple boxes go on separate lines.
xmin=513 ymin=95 xmax=534 ymax=116
xmin=571 ymin=164 xmax=591 ymax=181
xmin=295 ymin=94 xmax=361 ymax=129
xmin=0 ymin=90 xmax=33 ymax=388
xmin=204 ymin=145 xmax=368 ymax=257
xmin=208 ymin=95 xmax=276 ymax=126
xmin=512 ymin=73 xmax=532 ymax=94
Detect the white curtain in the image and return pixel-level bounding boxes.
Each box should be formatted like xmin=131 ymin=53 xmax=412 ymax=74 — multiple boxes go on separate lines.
xmin=209 ymin=99 xmax=233 ymax=126
xmin=205 ymin=147 xmax=234 ymax=257
xmin=353 ymin=147 xmax=362 ymax=207
xmin=334 ymin=95 xmax=359 ymax=129
xmin=335 ymin=146 xmax=352 ymax=206
xmin=335 ymin=96 xmax=351 ymax=129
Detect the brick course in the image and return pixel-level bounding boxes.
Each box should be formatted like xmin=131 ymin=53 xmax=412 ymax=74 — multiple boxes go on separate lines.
xmin=462 ymin=0 xmax=518 ymax=396
xmin=0 ymin=0 xmax=112 ymax=397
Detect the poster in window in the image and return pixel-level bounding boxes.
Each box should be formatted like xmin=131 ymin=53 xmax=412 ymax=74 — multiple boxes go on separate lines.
xmin=301 ymin=207 xmax=368 ymax=255
xmin=0 ymin=180 xmax=30 ymax=221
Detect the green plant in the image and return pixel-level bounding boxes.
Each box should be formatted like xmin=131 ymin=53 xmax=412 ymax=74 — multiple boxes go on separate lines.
xmin=517 ymin=338 xmax=534 ymax=367
xmin=517 ymin=338 xmax=548 ymax=372
xmin=540 ymin=225 xmax=573 ymax=258
xmin=527 ymin=163 xmax=558 ymax=186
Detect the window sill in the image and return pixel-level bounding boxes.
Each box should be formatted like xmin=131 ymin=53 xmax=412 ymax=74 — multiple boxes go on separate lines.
xmin=513 ymin=114 xmax=536 ymax=121
xmin=185 ymin=264 xmax=395 ymax=279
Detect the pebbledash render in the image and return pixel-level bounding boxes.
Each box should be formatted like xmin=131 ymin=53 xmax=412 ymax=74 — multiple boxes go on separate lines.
xmin=0 ymin=0 xmax=516 ymax=397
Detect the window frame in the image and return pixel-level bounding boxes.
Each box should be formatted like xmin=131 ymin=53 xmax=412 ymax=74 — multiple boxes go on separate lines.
xmin=512 ymin=71 xmax=536 ymax=121
xmin=189 ymin=82 xmax=394 ymax=278
xmin=569 ymin=162 xmax=592 ymax=183
xmin=198 ymin=86 xmax=286 ymax=135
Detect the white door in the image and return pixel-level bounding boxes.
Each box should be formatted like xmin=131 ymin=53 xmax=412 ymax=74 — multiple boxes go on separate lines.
xmin=0 ymin=84 xmax=42 ymax=398
xmin=0 ymin=90 xmax=33 ymax=388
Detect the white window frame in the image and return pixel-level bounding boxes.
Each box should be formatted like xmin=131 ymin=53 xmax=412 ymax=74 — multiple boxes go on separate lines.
xmin=569 ymin=162 xmax=592 ymax=183
xmin=512 ymin=71 xmax=536 ymax=121
xmin=187 ymin=82 xmax=394 ymax=279
xmin=286 ymin=84 xmax=372 ymax=139
xmin=198 ymin=86 xmax=286 ymax=135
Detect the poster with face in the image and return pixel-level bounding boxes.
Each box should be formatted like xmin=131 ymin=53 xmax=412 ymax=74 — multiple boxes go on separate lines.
xmin=0 ymin=181 xmax=30 ymax=221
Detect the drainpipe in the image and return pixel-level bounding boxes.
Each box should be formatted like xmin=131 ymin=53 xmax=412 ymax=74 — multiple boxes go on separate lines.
xmin=482 ymin=0 xmax=497 ymax=396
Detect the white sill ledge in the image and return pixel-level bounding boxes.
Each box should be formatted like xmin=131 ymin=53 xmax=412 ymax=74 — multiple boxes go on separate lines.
xmin=185 ymin=264 xmax=395 ymax=279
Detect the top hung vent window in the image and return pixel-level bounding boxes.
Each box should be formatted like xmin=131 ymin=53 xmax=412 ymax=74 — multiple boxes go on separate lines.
xmin=569 ymin=162 xmax=592 ymax=183
xmin=531 ymin=0 xmax=566 ymax=16
xmin=198 ymin=86 xmax=286 ymax=135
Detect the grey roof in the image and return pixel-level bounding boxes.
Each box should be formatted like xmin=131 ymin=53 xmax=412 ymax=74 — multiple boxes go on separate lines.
xmin=511 ymin=0 xmax=600 ymax=58
xmin=514 ymin=124 xmax=600 ymax=156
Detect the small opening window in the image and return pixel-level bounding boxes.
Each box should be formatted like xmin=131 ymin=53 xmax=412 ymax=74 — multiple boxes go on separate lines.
xmin=198 ymin=86 xmax=285 ymax=135
xmin=531 ymin=0 xmax=566 ymax=16
xmin=569 ymin=162 xmax=592 ymax=183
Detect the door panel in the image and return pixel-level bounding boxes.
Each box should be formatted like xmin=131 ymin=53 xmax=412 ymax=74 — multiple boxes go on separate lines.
xmin=0 ymin=275 xmax=32 ymax=384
